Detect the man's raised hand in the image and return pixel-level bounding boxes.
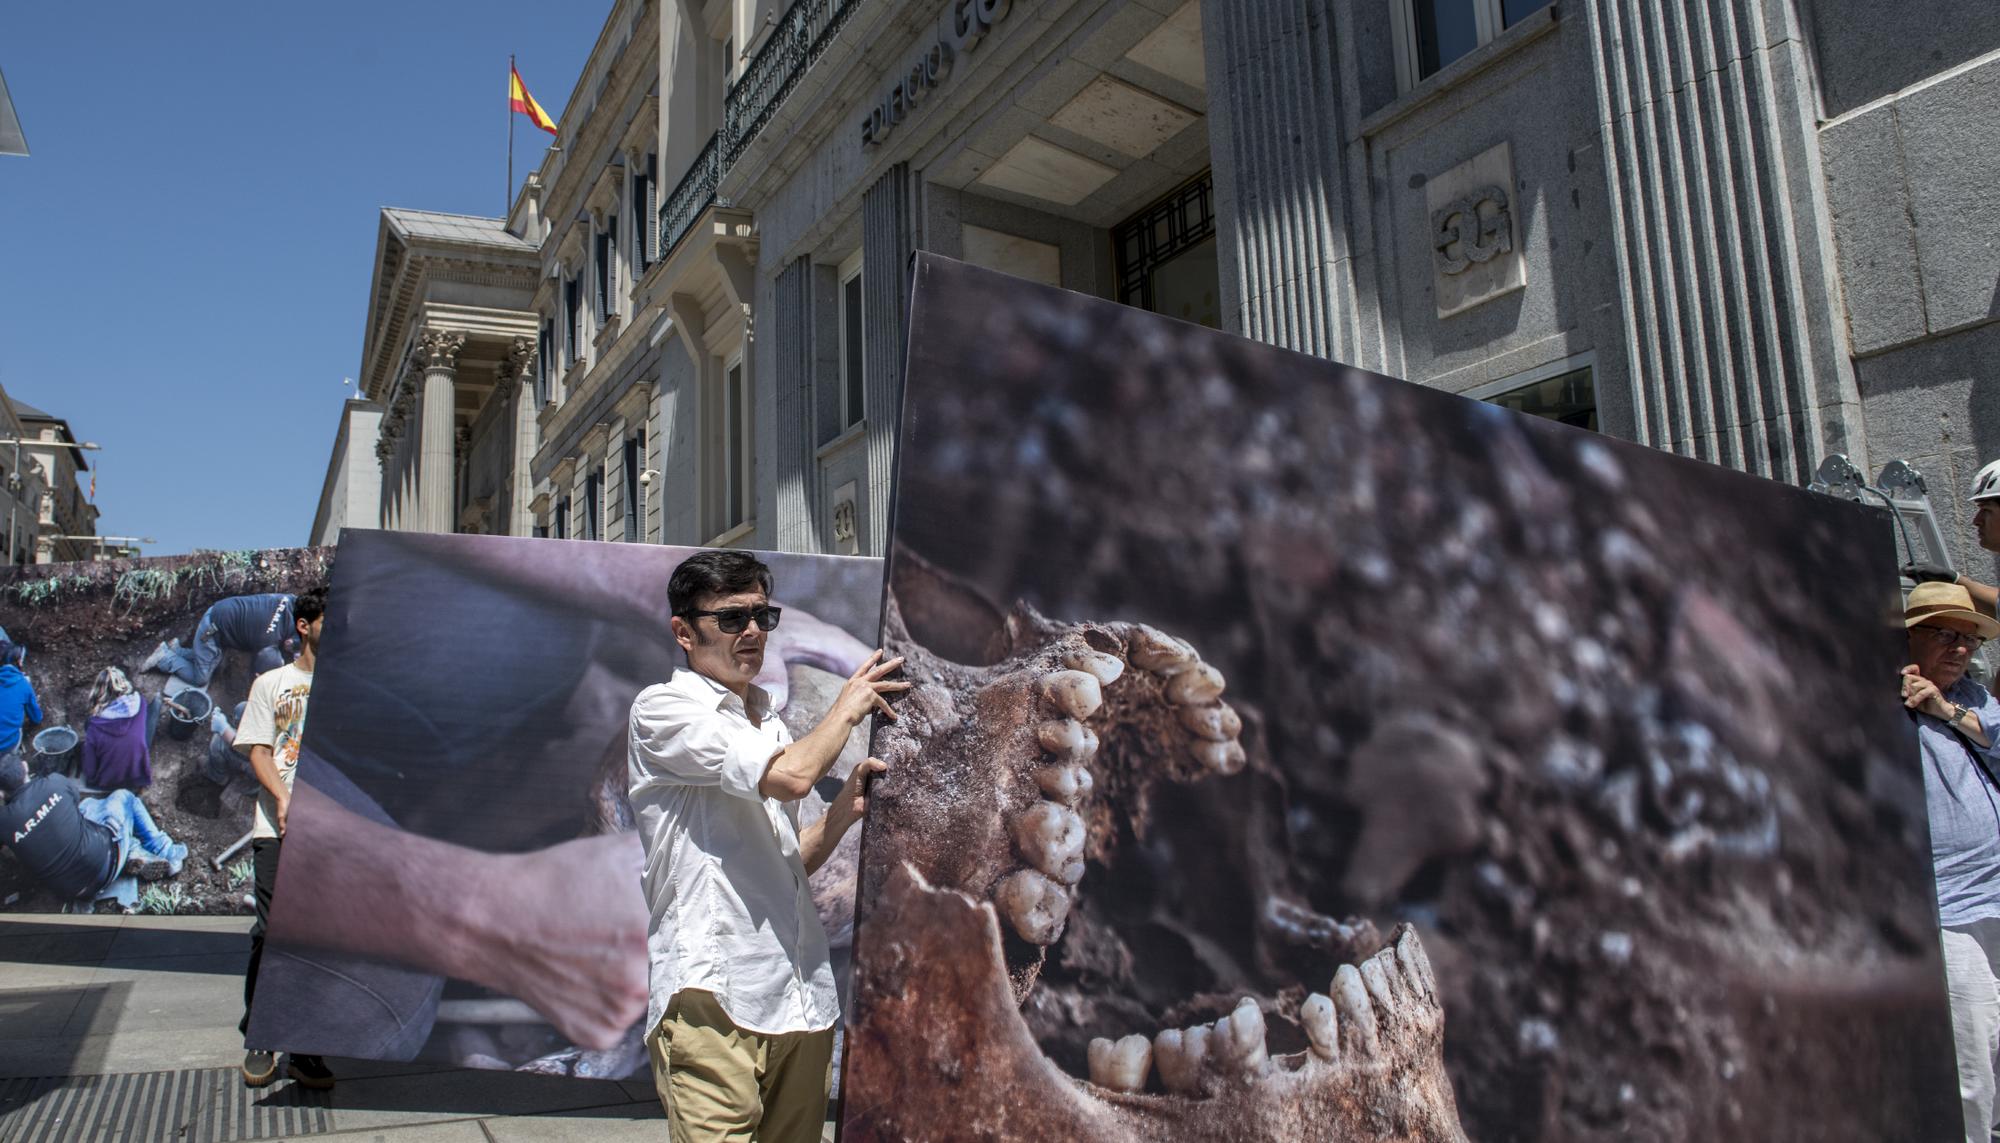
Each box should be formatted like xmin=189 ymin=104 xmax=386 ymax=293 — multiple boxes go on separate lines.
xmin=830 ymin=650 xmax=910 ymax=728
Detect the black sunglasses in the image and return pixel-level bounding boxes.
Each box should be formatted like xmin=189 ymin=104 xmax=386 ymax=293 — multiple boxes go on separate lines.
xmin=680 ymin=605 xmax=782 ymax=634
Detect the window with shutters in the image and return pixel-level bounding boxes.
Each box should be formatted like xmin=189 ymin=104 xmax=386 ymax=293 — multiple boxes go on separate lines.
xmin=555 ymin=495 xmax=571 ymax=540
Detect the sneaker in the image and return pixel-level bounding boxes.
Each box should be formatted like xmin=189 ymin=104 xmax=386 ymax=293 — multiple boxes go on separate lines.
xmin=286 ymin=1053 xmax=335 ymax=1090
xmin=242 ymin=1049 xmax=278 ymax=1088
xmin=138 ymin=639 xmax=178 ymax=673
xmin=161 ymin=842 xmax=188 ymax=877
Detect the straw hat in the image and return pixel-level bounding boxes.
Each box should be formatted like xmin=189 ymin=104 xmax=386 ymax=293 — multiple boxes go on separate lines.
xmin=1905 ymin=581 xmax=2000 ymax=641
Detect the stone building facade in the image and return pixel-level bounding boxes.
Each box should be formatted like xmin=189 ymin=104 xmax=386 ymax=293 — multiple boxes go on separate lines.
xmin=317 ymin=0 xmax=1999 ymax=577
xmin=9 ymin=396 xmax=97 ymax=564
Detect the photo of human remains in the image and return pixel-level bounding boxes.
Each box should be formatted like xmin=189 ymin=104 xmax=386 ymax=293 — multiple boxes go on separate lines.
xmin=841 ymin=256 xmax=1959 ymax=1141
xmin=244 ymin=530 xmax=882 ymax=1079
xmin=0 ymin=549 xmax=331 ymax=916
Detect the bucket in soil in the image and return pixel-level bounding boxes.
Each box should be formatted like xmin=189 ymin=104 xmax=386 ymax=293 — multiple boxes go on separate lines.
xmin=166 ymin=689 xmax=213 ymax=741
xmin=31 ymin=725 xmax=79 ymax=772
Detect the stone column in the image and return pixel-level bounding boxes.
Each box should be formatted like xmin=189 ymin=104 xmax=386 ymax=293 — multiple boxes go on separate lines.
xmin=861 ymin=164 xmax=913 ymax=557
xmin=500 ymin=337 xmax=538 ymax=538
xmin=1203 ymin=0 xmax=1378 ymax=368
xmin=772 ymin=257 xmax=816 ymax=552
xmin=1577 ymin=0 xmax=1856 ymax=482
xmin=414 ymin=330 xmax=466 ymax=534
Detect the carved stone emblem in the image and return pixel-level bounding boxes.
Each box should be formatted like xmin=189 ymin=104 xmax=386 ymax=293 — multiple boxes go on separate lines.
xmin=1431 ymin=185 xmax=1512 ymax=275
xmin=1423 ymin=142 xmax=1526 ymax=318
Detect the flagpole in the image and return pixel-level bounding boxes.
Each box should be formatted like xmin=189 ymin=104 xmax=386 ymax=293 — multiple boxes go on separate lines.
xmin=507 ymin=55 xmax=516 ymax=216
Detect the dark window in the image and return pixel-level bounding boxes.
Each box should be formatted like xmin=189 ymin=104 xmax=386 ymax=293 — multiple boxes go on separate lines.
xmin=1485 ymin=366 xmax=1596 ymax=431
xmin=537 ymin=319 xmax=555 ymax=406
xmin=726 ymin=360 xmax=747 ymax=528
xmin=594 ymin=230 xmax=612 ymax=321
xmin=842 ymin=270 xmax=865 ymax=428
xmin=1500 ymin=0 xmax=1550 ymax=29
xmin=1414 ymin=0 xmax=1480 ymax=77
xmin=643 ymin=155 xmax=659 ymax=267
xmin=585 ymin=467 xmax=603 ymax=540
xmin=1114 ymin=172 xmax=1217 ymax=322
xmin=563 ymin=277 xmax=581 ymax=368
xmin=555 ymin=495 xmax=570 ymax=540
xmin=623 ymin=436 xmax=641 ymax=542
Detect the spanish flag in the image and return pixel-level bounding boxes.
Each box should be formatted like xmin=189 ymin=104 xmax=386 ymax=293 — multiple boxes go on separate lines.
xmin=510 ymin=65 xmax=558 ymax=135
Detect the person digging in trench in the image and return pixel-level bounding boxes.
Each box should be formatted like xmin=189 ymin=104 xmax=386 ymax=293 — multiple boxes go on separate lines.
xmin=0 ymin=749 xmax=187 ymax=911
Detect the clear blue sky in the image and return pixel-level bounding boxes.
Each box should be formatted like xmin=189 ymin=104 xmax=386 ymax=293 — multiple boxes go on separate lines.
xmin=0 ymin=5 xmax=603 ymax=556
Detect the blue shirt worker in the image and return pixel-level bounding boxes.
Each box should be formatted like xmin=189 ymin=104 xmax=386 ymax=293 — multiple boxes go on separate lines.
xmin=141 ymin=593 xmax=297 ymax=688
xmin=0 ymin=754 xmax=186 ymax=907
xmin=627 ymin=550 xmax=904 ymax=1142
xmin=1903 ymin=581 xmax=2000 ymax=1143
xmin=0 ymin=640 xmax=43 ymax=758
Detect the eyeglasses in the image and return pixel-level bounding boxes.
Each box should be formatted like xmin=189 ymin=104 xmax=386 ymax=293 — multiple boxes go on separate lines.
xmin=679 ymin=605 xmax=782 ymax=634
xmin=1917 ymin=624 xmax=1986 ymax=651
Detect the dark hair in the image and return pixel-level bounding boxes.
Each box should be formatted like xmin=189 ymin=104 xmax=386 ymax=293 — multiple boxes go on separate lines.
xmin=294 ymin=587 xmax=328 ymax=627
xmin=0 ymin=641 xmax=13 ymax=667
xmin=669 ymin=550 xmax=773 ymax=618
xmin=0 ymin=752 xmax=25 ymax=797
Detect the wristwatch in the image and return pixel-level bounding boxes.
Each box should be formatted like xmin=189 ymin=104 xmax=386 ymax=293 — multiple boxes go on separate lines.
xmin=1951 ymin=702 xmax=1974 ymax=725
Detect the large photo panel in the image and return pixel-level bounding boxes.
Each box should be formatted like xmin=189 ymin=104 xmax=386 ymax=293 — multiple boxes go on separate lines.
xmin=246 ymin=530 xmax=882 ymax=1078
xmin=844 ymin=255 xmax=1956 ymax=1141
xmin=0 ymin=550 xmax=331 ymax=915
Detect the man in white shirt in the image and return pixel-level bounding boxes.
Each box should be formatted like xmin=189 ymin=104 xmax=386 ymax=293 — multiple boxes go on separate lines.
xmin=628 ymin=550 xmax=905 ymax=1140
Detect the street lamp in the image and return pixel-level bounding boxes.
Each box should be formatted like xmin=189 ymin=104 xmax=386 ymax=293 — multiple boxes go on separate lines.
xmin=0 ymin=437 xmax=102 ymax=564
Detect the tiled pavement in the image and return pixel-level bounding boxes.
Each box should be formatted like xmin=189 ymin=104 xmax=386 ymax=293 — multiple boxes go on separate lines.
xmin=0 ymin=912 xmax=677 ymax=1141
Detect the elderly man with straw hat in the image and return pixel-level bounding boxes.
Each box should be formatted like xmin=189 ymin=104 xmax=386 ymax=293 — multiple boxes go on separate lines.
xmin=1903 ymin=580 xmax=2000 ymax=1143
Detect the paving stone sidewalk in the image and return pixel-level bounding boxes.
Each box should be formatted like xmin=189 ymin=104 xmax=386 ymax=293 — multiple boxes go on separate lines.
xmin=0 ymin=912 xmax=672 ymax=1141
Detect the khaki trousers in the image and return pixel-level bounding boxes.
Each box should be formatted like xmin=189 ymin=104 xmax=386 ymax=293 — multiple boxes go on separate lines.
xmin=648 ymin=989 xmax=834 ymax=1143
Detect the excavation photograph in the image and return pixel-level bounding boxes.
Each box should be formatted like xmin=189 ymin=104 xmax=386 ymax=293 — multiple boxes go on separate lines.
xmin=246 ymin=530 xmax=883 ymax=1079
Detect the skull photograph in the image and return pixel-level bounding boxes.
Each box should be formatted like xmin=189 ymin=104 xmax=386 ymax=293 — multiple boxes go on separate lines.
xmin=840 ymin=256 xmax=1960 ymax=1142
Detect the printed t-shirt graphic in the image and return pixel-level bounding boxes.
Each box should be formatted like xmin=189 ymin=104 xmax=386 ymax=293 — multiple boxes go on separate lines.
xmin=236 ymin=661 xmax=313 ymax=839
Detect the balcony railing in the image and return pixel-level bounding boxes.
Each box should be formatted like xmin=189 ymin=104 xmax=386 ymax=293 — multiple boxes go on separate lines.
xmin=657 ymin=0 xmax=865 ymax=260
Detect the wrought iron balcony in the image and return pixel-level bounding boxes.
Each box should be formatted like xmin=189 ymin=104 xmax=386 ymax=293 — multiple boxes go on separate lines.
xmin=657 ymin=0 xmax=865 ymax=261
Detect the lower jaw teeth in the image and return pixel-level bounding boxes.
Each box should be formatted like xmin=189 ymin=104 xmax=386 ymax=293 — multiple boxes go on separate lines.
xmin=1087 ymin=1033 xmax=1153 ymax=1093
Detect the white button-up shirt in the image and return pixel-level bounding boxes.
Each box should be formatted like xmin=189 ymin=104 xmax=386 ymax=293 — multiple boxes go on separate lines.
xmin=627 ymin=668 xmax=839 ymax=1036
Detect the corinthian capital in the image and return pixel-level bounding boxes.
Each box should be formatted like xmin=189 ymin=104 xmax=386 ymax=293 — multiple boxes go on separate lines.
xmin=414 ymin=329 xmax=468 ymax=371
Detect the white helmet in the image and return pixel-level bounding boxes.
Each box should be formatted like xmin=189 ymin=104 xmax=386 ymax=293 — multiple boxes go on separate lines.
xmin=1973 ymin=459 xmax=2000 ymax=503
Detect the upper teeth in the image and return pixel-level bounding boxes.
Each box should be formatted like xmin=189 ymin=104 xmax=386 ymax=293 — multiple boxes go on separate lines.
xmin=993 ymin=869 xmax=1070 ymax=945
xmin=1165 ymin=661 xmax=1226 ymax=704
xmin=1042 ymin=670 xmax=1104 ymax=719
xmin=1062 ymin=646 xmax=1126 ymax=686
xmin=1036 ymin=718 xmax=1098 ymax=764
xmin=1011 ymin=802 xmax=1086 ymax=885
xmin=1128 ymin=625 xmax=1196 ymax=671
